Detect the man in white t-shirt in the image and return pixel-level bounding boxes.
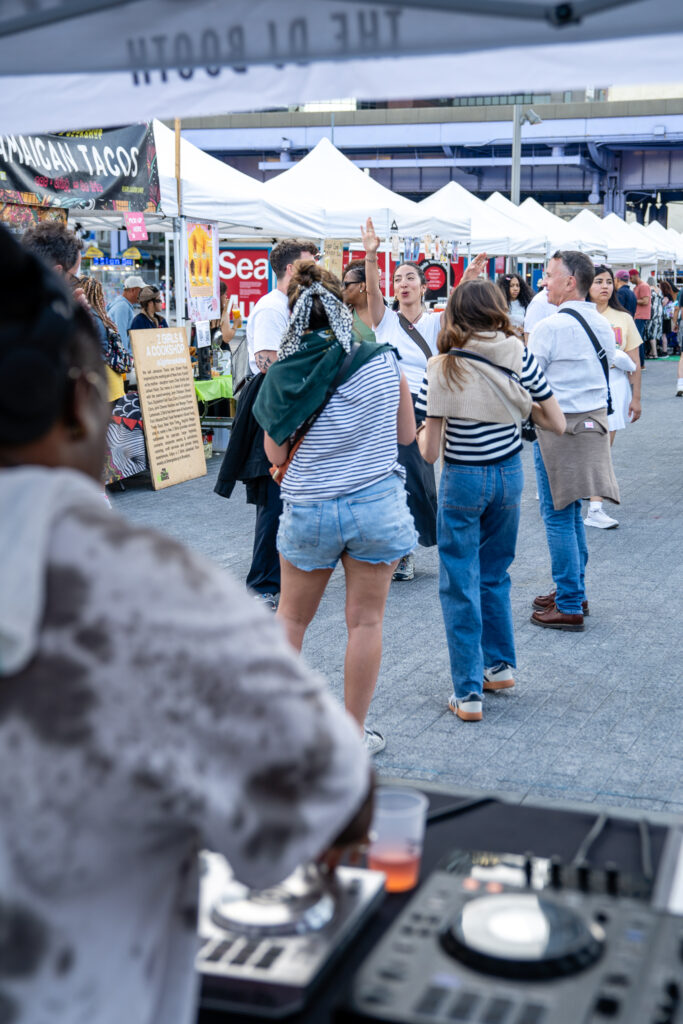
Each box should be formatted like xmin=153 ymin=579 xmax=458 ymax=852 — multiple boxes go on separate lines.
xmin=523 ymin=277 xmax=558 ymax=341
xmin=242 ymin=239 xmax=319 ymax=609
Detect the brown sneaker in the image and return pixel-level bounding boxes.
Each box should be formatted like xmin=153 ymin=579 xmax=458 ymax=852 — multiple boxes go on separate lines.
xmin=530 ymin=606 xmax=585 ymax=632
xmin=532 ymin=589 xmax=589 ymax=615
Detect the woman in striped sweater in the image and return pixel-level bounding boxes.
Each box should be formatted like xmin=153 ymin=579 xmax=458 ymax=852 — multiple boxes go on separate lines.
xmin=256 ymin=260 xmax=417 ymax=755
xmin=417 ymin=279 xmax=564 ymax=722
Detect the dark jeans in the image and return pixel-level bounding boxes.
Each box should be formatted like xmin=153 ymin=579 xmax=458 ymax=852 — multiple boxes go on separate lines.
xmin=245 ymin=476 xmax=283 ymax=596
xmin=635 ymin=318 xmax=648 ymax=366
xmin=397 ymin=394 xmax=437 ymax=548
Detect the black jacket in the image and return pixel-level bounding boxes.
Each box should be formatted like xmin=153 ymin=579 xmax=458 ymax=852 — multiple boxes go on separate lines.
xmin=214 ymin=374 xmax=272 ymax=505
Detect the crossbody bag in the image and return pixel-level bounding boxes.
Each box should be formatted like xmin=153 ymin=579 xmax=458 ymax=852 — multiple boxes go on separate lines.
xmin=269 ymin=342 xmax=360 ymax=484
xmin=398 ymin=312 xmax=434 ymax=361
xmin=448 ymin=348 xmax=537 ymax=440
xmin=558 ymin=308 xmax=614 ymax=415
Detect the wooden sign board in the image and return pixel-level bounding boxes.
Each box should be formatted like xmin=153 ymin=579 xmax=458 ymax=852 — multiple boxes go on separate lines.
xmin=130 ymin=327 xmax=206 ymax=491
xmin=324 ymin=239 xmax=345 ymax=281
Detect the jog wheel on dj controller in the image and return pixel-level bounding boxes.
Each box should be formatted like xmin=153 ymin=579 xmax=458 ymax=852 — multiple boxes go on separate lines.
xmin=441 ymin=891 xmax=606 ymax=981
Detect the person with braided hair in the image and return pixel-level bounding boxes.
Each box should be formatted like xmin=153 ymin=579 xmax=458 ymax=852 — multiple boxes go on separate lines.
xmin=254 ymin=259 xmax=417 ymax=755
xmin=0 ymin=225 xmax=374 ymax=1024
xmin=82 ymin=276 xmax=133 ymax=402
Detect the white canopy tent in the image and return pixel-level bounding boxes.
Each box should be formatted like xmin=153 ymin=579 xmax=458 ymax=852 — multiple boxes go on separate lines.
xmin=601 ymin=213 xmax=662 ymax=265
xmin=414 ymin=182 xmax=545 ymax=257
xmin=568 ymin=211 xmax=630 ymax=265
xmin=646 ymin=221 xmax=683 ymax=265
xmin=518 ymin=197 xmax=601 ymax=256
xmin=617 ymin=217 xmax=677 ymax=264
xmin=75 ymin=120 xmax=324 ymax=239
xmin=261 ymin=138 xmax=468 ymax=241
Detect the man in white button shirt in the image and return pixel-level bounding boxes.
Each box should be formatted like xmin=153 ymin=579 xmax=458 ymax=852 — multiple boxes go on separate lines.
xmin=528 ymin=251 xmax=617 ymax=632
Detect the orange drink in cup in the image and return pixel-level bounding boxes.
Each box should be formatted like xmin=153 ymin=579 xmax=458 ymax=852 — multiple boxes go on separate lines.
xmin=367 ymin=787 xmax=429 ymax=893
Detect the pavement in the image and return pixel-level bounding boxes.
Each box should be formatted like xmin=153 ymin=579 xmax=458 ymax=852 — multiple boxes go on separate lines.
xmin=109 ymin=359 xmax=683 ymax=817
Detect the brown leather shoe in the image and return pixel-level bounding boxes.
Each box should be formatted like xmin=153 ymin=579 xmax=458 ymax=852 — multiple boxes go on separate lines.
xmin=530 ymin=606 xmax=585 ymax=631
xmin=532 ymin=589 xmax=589 ymax=615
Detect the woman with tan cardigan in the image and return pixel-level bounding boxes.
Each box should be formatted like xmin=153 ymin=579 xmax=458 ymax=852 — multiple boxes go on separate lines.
xmin=417 ymin=279 xmax=564 ymax=722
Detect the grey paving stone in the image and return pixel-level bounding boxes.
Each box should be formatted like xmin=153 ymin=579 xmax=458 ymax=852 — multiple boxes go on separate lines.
xmin=109 ymin=361 xmax=683 ymax=816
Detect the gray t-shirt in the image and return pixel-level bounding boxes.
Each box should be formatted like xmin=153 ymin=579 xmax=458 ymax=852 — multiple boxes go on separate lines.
xmin=0 ymin=489 xmax=368 ymax=1024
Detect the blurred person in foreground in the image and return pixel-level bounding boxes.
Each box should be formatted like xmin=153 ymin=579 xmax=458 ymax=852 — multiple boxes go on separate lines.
xmin=254 ymin=259 xmax=417 ymax=755
xmin=0 ymin=224 xmax=372 ymax=1024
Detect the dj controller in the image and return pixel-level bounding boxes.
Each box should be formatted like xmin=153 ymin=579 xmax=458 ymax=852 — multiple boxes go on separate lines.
xmin=197 ymin=817 xmax=683 ymax=1024
xmin=339 ymin=844 xmax=683 ymax=1024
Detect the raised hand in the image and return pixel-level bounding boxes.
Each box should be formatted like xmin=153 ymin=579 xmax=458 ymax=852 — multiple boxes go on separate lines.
xmin=361 ymin=217 xmax=381 ymax=256
xmin=461 ymin=252 xmax=489 ymax=283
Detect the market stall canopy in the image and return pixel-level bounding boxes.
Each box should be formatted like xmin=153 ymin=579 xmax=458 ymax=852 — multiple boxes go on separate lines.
xmin=153 ymin=121 xmax=324 ymax=237
xmin=518 ymin=196 xmax=600 ymax=255
xmin=646 ymin=221 xmax=683 ymax=265
xmin=261 ymin=138 xmax=459 ymax=239
xmin=601 ymin=213 xmax=662 ymax=264
xmin=617 ymin=216 xmax=677 ymax=263
xmin=1 ymin=2 xmax=683 ymax=134
xmin=566 ymin=210 xmax=613 ymax=261
xmin=415 ymin=182 xmax=545 ymax=257
xmin=71 ymin=121 xmax=325 ymax=238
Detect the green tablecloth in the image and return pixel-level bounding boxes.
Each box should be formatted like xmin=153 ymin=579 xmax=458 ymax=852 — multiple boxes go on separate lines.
xmin=194 ymin=375 xmax=233 ymax=402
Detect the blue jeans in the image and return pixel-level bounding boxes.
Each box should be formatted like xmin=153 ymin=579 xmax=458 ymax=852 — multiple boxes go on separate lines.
xmin=533 ymin=443 xmax=588 ymax=614
xmin=438 ymin=454 xmax=523 ymax=700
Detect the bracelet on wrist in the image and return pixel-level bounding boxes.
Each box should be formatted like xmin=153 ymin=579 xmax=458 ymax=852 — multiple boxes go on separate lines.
xmin=365 ymin=256 xmax=377 ymax=263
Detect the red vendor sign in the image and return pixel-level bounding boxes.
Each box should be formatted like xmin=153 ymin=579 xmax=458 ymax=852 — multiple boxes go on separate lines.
xmin=218 ymin=247 xmax=271 ymax=318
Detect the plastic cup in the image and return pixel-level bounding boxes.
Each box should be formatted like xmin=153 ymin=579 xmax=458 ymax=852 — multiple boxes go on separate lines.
xmin=367 ymin=787 xmax=429 ymax=893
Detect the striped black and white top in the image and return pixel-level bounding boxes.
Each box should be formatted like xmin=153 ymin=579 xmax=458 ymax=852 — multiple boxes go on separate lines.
xmin=415 ymin=347 xmax=553 ymax=466
xmin=281 ymin=351 xmax=405 ymax=501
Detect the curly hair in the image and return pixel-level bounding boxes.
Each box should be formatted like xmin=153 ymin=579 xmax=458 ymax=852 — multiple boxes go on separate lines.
xmin=497 ymin=272 xmax=533 ymax=310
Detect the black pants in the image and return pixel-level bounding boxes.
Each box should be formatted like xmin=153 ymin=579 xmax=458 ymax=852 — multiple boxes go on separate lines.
xmin=397 ymin=395 xmax=437 ymax=548
xmin=246 ymin=475 xmax=283 ymax=595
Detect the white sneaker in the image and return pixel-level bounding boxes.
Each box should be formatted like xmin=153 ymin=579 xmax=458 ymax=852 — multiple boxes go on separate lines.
xmin=483 ymin=662 xmax=515 ymax=691
xmin=363 ymin=729 xmax=386 ymax=756
xmin=448 ymin=693 xmax=483 ymax=721
xmin=584 ymin=508 xmax=619 ymax=530
xmin=392 ymin=553 xmax=415 ymax=582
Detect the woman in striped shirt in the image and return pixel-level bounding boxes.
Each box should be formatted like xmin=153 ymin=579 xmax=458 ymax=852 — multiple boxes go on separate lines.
xmin=256 ymin=260 xmax=417 ymax=755
xmin=417 ymin=279 xmax=565 ymax=722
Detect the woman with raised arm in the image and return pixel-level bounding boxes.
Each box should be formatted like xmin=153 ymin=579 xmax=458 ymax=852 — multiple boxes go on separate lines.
xmin=255 ymin=259 xmax=417 ymax=755
xmin=416 ymin=279 xmax=565 ymax=722
xmin=362 ymin=216 xmax=487 ymax=581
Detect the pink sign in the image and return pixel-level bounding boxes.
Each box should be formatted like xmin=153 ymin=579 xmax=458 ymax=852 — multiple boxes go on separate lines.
xmin=124 ymin=211 xmax=148 ymax=242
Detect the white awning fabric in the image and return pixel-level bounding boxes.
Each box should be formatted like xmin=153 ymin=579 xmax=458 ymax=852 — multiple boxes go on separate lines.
xmin=601 ymin=213 xmax=662 ymax=264
xmin=261 ymin=138 xmax=467 ymax=240
xmin=0 ymin=2 xmax=683 ymax=134
xmin=415 ymin=182 xmax=545 ymax=257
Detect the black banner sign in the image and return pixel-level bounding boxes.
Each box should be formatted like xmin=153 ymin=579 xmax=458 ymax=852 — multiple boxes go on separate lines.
xmin=0 ymin=124 xmax=160 ymax=212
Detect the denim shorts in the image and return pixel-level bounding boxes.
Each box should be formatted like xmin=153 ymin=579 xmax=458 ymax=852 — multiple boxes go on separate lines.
xmin=277 ymin=473 xmax=417 ymax=572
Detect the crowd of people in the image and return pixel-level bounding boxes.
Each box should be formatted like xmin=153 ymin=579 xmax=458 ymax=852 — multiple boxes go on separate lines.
xmin=0 ymin=214 xmax=673 ymax=1024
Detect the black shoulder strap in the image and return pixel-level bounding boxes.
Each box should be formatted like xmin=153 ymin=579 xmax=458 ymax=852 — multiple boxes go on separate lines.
xmin=291 ymin=341 xmax=360 ymax=445
xmin=397 ymin=312 xmax=434 ymax=362
xmin=558 ymin=308 xmax=614 ymax=414
xmin=448 ymin=347 xmax=521 ymax=384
